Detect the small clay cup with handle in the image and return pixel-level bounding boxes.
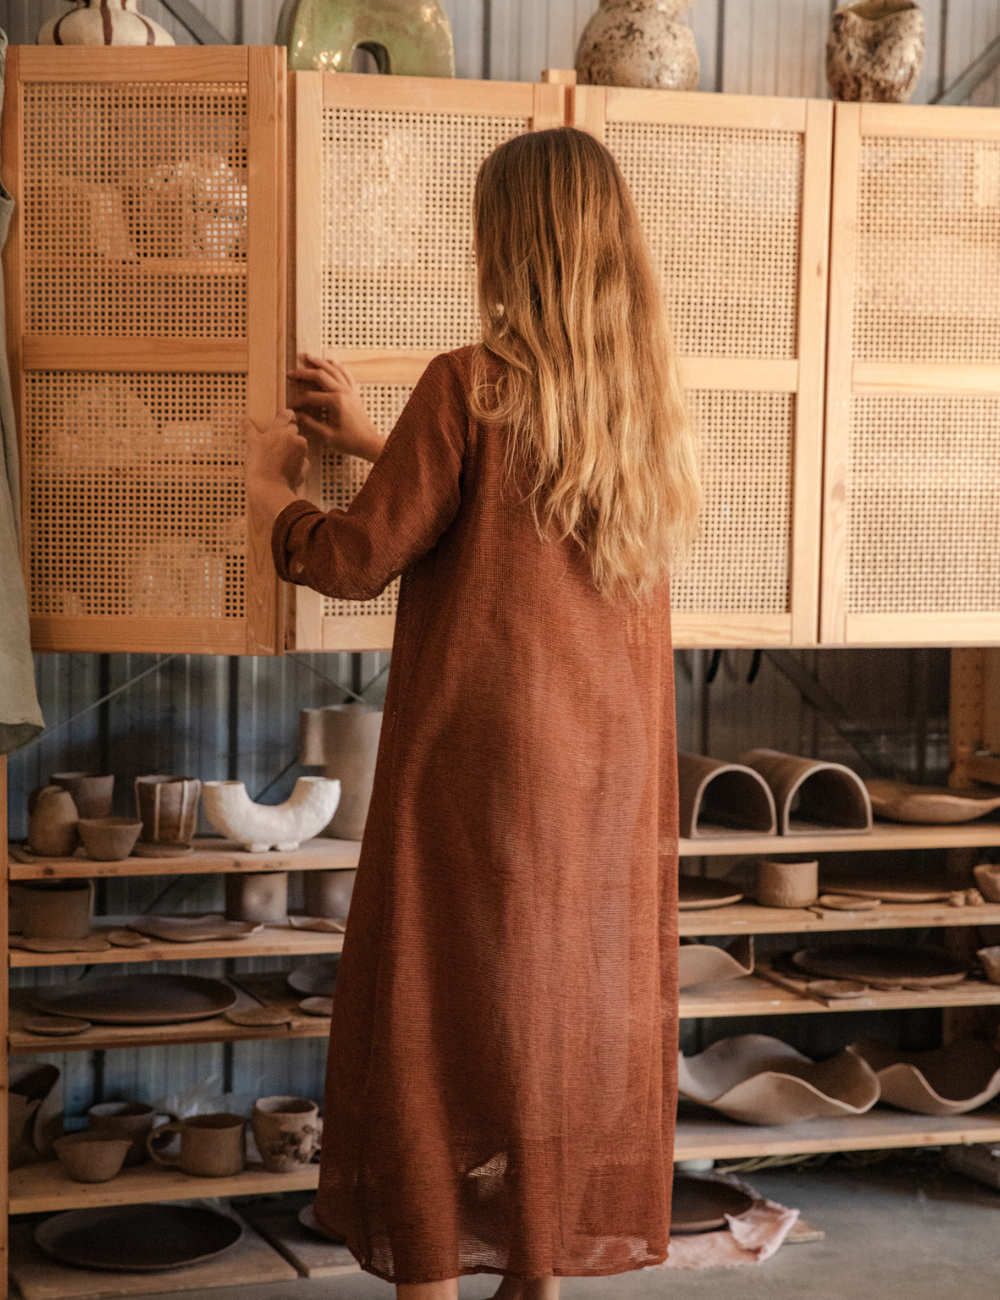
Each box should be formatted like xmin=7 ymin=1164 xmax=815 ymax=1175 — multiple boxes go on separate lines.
xmin=51 ymin=773 xmax=115 ymax=820
xmin=78 ymin=817 xmax=143 ymax=862
xmin=27 ymin=786 xmax=79 ymax=857
xmin=54 ymin=1132 xmax=132 ymax=1183
xmin=146 ymin=1112 xmax=246 ymax=1177
xmin=88 ymin=1101 xmax=178 ymax=1166
xmin=754 ymin=858 xmax=819 ymax=909
xmin=19 ymin=879 xmax=93 ymax=941
xmin=251 ymin=1096 xmax=322 ymax=1173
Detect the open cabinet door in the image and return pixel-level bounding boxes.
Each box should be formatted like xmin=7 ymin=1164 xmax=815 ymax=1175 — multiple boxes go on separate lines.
xmin=290 ymin=72 xmax=565 ymax=652
xmin=575 ymin=88 xmax=833 ymax=648
xmin=823 ymin=103 xmax=1000 ymax=647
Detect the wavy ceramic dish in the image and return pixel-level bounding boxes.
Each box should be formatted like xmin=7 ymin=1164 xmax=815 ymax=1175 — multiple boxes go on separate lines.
xmin=865 ymin=779 xmax=1000 ymax=825
xmin=849 ymin=1038 xmax=1000 ymax=1115
xmin=678 ymin=937 xmax=754 ymax=988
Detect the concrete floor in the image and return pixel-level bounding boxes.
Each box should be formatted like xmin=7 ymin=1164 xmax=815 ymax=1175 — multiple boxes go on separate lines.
xmin=73 ymin=1157 xmax=1000 ymax=1300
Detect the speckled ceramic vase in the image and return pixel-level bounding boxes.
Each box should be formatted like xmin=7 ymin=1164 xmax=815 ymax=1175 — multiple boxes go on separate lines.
xmin=38 ymin=0 xmax=175 ymax=46
xmin=827 ymin=1 xmax=925 ymax=103
xmin=575 ymin=0 xmax=700 ymax=91
xmin=276 ymin=0 xmax=454 ymax=77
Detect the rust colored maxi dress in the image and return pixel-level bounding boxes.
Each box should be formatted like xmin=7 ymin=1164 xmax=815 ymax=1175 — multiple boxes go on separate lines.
xmin=271 ymin=346 xmax=680 ymax=1285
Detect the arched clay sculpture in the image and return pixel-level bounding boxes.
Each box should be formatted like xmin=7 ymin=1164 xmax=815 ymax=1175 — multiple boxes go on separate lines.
xmin=677 ymin=753 xmax=777 ymax=839
xmin=575 ymin=0 xmax=700 ymax=91
xmin=276 ymin=0 xmax=455 ymax=77
xmin=827 ymin=1 xmax=924 ymax=104
xmin=678 ymin=937 xmax=754 ymax=989
xmin=201 ymin=777 xmax=341 ymax=853
xmin=849 ymin=1038 xmax=1000 ymax=1116
xmin=678 ymin=1034 xmax=880 ymax=1125
xmin=739 ymin=749 xmax=872 ymax=835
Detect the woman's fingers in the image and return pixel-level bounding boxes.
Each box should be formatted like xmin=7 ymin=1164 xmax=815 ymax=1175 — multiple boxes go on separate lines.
xmin=294 ymin=411 xmax=332 ymax=437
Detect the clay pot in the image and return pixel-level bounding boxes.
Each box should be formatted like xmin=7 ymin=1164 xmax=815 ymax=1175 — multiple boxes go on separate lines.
xmin=78 ymin=817 xmax=143 ymax=862
xmin=54 ymin=1132 xmax=132 ymax=1183
xmin=224 ymin=871 xmax=289 ymax=923
xmin=88 ymin=1101 xmax=178 ymax=1166
xmin=251 ymin=1096 xmax=322 ymax=1173
xmin=51 ymin=773 xmax=114 ymax=820
xmin=827 ymin=1 xmax=925 ymax=104
xmin=38 ymin=0 xmax=175 ymax=46
xmin=135 ymin=776 xmax=201 ymax=849
xmin=754 ymin=858 xmax=819 ymax=909
xmin=146 ymin=1113 xmax=246 ymax=1177
xmin=303 ymin=869 xmax=357 ymax=919
xmin=575 ymin=0 xmax=700 ymax=91
xmin=318 ymin=705 xmax=383 ymax=840
xmin=19 ymin=880 xmax=93 ymax=941
xmin=202 ymin=777 xmax=341 ymax=852
xmin=28 ymin=786 xmax=79 ymax=857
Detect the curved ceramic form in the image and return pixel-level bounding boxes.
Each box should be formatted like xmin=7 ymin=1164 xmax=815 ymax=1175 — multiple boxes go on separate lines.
xmin=319 ymin=705 xmax=383 ymax=840
xmin=827 ymin=1 xmax=924 ymax=103
xmin=678 ymin=1034 xmax=880 ymax=1125
xmin=135 ymin=776 xmax=201 ymax=847
xmin=28 ymin=786 xmax=79 ymax=857
xmin=849 ymin=1037 xmax=1000 ymax=1115
xmin=678 ymin=937 xmax=754 ymax=989
xmin=974 ymin=863 xmax=1000 ymax=904
xmin=51 ymin=773 xmax=114 ymax=820
xmin=866 ymin=779 xmax=1000 ymax=825
xmin=224 ymin=871 xmax=289 ymax=922
xmin=277 ymin=0 xmax=455 ymax=77
xmin=677 ymin=753 xmax=777 ymax=839
xmin=38 ymin=0 xmax=175 ymax=46
xmin=576 ymin=0 xmax=700 ymax=91
xmin=754 ymin=858 xmax=819 ymax=908
xmin=202 ymin=777 xmax=341 ymax=852
xmin=78 ymin=818 xmax=142 ymax=862
xmin=740 ymin=748 xmax=873 ymax=835
xmin=303 ymin=868 xmax=357 ymax=919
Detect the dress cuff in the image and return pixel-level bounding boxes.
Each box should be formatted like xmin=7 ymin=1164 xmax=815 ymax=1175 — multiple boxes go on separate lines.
xmin=271 ymin=498 xmax=324 ymax=583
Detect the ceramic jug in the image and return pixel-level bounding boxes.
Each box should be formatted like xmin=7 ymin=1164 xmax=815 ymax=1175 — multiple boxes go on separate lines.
xmin=38 ymin=0 xmax=175 ymax=46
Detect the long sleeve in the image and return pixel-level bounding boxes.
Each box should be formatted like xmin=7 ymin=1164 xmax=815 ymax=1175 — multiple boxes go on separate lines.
xmin=271 ymin=351 xmax=469 ymax=601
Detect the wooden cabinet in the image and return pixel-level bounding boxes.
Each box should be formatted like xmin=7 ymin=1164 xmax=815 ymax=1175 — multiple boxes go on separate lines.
xmin=2 ymin=48 xmax=287 ymax=655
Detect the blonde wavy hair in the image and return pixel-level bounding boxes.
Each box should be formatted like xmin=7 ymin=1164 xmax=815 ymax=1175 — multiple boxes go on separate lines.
xmin=470 ymin=127 xmax=700 ymax=601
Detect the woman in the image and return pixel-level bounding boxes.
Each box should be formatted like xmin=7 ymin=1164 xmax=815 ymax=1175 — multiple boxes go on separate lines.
xmin=246 ymin=126 xmax=700 ymax=1300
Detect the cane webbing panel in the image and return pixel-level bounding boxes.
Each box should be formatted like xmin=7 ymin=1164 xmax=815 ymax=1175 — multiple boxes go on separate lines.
xmin=23 ymin=81 xmax=248 ymax=338
xmin=856 ymin=136 xmax=1000 ymax=364
xmin=320 ymin=384 xmax=412 ymax=618
xmin=672 ymin=391 xmax=793 ymax=614
xmin=24 ymin=372 xmax=246 ymax=619
xmin=848 ymin=394 xmax=1000 ymax=615
xmin=321 ymin=108 xmax=528 ymax=350
xmin=606 ymin=123 xmax=802 ymax=358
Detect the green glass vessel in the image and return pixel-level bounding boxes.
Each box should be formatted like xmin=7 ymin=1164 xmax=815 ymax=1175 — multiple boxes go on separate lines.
xmin=276 ymin=0 xmax=455 ymax=77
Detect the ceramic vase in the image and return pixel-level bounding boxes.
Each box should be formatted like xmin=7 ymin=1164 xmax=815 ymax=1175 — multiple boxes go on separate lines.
xmin=277 ymin=0 xmax=455 ymax=77
xmin=827 ymin=1 xmax=925 ymax=103
xmin=38 ymin=0 xmax=175 ymax=46
xmin=304 ymin=704 xmax=382 ymax=841
xmin=251 ymin=1096 xmax=322 ymax=1173
xmin=19 ymin=879 xmax=93 ymax=941
xmin=27 ymin=786 xmax=80 ymax=857
xmin=134 ymin=776 xmax=202 ymax=854
xmin=202 ymin=776 xmax=341 ymax=852
xmin=575 ymin=0 xmax=700 ymax=91
xmin=51 ymin=773 xmax=114 ymax=820
xmin=224 ymin=871 xmax=289 ymax=923
xmin=303 ymin=868 xmax=357 ymax=919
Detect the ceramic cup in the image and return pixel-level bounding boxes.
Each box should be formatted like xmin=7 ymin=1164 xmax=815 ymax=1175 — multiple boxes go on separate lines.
xmin=78 ymin=817 xmax=143 ymax=862
xmin=303 ymin=869 xmax=356 ymax=920
xmin=54 ymin=1132 xmax=132 ymax=1183
xmin=755 ymin=858 xmax=819 ymax=909
xmin=224 ymin=871 xmax=288 ymax=923
xmin=27 ymin=786 xmax=79 ymax=857
xmin=251 ymin=1096 xmax=322 ymax=1173
xmin=88 ymin=1101 xmax=178 ymax=1166
xmin=146 ymin=1112 xmax=246 ymax=1177
xmin=19 ymin=879 xmax=93 ymax=941
xmin=135 ymin=775 xmax=201 ymax=849
xmin=51 ymin=773 xmax=115 ymax=820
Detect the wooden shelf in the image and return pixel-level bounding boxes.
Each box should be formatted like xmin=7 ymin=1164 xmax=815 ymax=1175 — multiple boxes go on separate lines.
xmin=674 ymin=1106 xmax=1000 ymax=1161
xmin=9 ymin=1158 xmax=318 ymax=1216
xmin=8 ymin=975 xmax=330 ymax=1054
xmin=8 ymin=836 xmax=360 ymax=880
xmin=10 ymin=919 xmax=345 ymax=968
xmin=678 ymin=898 xmax=1000 ymax=936
xmin=679 ymin=971 xmax=1000 ymax=1019
xmin=679 ymin=820 xmax=1000 ymax=857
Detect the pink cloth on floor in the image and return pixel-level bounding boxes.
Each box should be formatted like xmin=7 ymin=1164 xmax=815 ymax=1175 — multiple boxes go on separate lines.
xmin=658 ymin=1189 xmax=799 ymax=1269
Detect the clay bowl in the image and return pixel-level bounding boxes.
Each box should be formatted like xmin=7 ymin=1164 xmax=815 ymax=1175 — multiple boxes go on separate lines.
xmin=849 ymin=1037 xmax=1000 ymax=1116
xmin=78 ymin=817 xmax=143 ymax=862
xmin=53 ymin=1132 xmax=132 ymax=1183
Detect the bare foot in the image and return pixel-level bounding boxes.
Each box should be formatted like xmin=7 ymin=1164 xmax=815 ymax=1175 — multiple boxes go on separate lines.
xmin=492 ymin=1277 xmax=561 ymax=1300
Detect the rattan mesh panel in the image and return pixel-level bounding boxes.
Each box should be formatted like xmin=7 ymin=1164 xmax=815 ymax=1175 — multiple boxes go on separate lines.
xmin=25 ymin=372 xmax=247 ymax=618
xmin=320 ymin=384 xmax=412 ymax=619
xmin=848 ymin=394 xmax=1000 ymax=614
xmin=23 ymin=82 xmax=248 ymax=338
xmin=856 ymin=137 xmax=1000 ymax=363
xmin=672 ymin=391 xmax=793 ymax=614
xmin=321 ymin=108 xmax=528 ymax=350
xmin=606 ymin=122 xmax=802 ymax=358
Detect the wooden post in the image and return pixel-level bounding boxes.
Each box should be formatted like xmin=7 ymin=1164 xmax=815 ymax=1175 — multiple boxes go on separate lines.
xmin=1 ymin=754 xmax=9 ymax=1294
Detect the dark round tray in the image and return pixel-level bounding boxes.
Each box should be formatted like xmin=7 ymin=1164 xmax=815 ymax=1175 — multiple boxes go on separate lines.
xmin=29 ymin=974 xmax=237 ymax=1025
xmin=792 ymin=943 xmax=968 ymax=988
xmin=35 ymin=1205 xmax=243 ymax=1272
xmin=671 ymin=1174 xmax=754 ymax=1234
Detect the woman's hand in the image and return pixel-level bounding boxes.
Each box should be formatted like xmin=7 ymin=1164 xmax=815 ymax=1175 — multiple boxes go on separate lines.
xmin=288 ymin=353 xmax=386 ymax=463
xmin=245 ymin=409 xmax=309 ymax=525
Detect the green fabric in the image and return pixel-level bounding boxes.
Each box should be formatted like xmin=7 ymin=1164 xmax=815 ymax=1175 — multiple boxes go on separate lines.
xmin=0 ymin=29 xmax=44 ymax=755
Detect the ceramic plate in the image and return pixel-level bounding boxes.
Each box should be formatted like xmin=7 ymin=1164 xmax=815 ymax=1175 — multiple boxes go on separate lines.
xmin=287 ymin=961 xmax=340 ymax=998
xmin=24 ymin=1015 xmax=92 ymax=1037
xmin=866 ymin=779 xmax=1000 ymax=825
xmin=832 ymin=883 xmax=952 ymax=904
xmin=129 ymin=915 xmax=263 ymax=943
xmin=678 ymin=878 xmax=744 ymax=911
xmin=670 ymin=1175 xmax=754 ymax=1234
xmin=792 ymin=944 xmax=968 ymax=988
xmin=29 ymin=974 xmax=238 ymax=1025
xmin=35 ymin=1205 xmax=243 ymax=1272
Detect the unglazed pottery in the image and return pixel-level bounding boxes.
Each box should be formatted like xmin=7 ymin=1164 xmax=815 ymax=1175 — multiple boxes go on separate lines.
xmin=791 ymin=943 xmax=967 ymax=989
xmin=34 ymin=1205 xmax=243 ymax=1273
xmin=126 ymin=914 xmax=262 ymax=943
xmin=251 ymin=1096 xmax=322 ymax=1173
xmin=27 ymin=786 xmax=79 ymax=857
xmin=135 ymin=776 xmax=201 ymax=848
xmin=677 ymin=877 xmax=744 ymax=911
xmin=202 ymin=777 xmax=341 ymax=852
xmin=978 ymin=945 xmax=1000 ymax=983
xmin=866 ymin=778 xmax=1000 ymax=824
xmin=754 ymin=859 xmax=819 ymax=909
xmin=224 ymin=871 xmax=289 ymax=922
xmin=575 ymin=0 xmax=700 ymax=91
xmin=53 ymin=1132 xmax=132 ymax=1183
xmin=287 ymin=961 xmax=340 ymax=998
xmin=670 ymin=1174 xmax=754 ymax=1234
xmin=974 ymin=863 xmax=1000 ymax=904
xmin=678 ymin=937 xmax=754 ymax=989
xmin=303 ymin=868 xmax=357 ymax=918
xmin=277 ymin=0 xmax=455 ymax=77
xmin=19 ymin=879 xmax=93 ymax=941
xmin=677 ymin=754 xmax=777 ymax=839
xmin=849 ymin=1037 xmax=1000 ymax=1115
xmin=678 ymin=1034 xmax=880 ymax=1125
xmin=30 ymin=973 xmax=238 ymax=1025
xmin=827 ymin=1 xmax=924 ymax=103
xmin=88 ymin=1102 xmax=179 ymax=1165
xmin=24 ymin=1015 xmax=93 ymax=1037
xmin=740 ymin=749 xmax=873 ymax=835
xmin=51 ymin=773 xmax=114 ymax=820
xmin=78 ymin=817 xmax=142 ymax=861
xmin=9 ymin=1062 xmax=64 ymax=1168
xmin=38 ymin=0 xmax=174 ymax=46
xmin=147 ymin=1113 xmax=246 ymax=1177
xmin=310 ymin=704 xmax=383 ymax=840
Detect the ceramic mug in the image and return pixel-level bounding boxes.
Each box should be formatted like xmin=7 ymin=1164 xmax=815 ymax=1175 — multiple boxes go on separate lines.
xmin=251 ymin=1096 xmax=322 ymax=1173
xmin=88 ymin=1101 xmax=178 ymax=1166
xmin=19 ymin=879 xmax=93 ymax=941
xmin=146 ymin=1112 xmax=246 ymax=1177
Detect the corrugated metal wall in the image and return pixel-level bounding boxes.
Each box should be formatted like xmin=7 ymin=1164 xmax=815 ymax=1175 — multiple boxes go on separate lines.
xmin=0 ymin=0 xmax=977 ymax=1125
